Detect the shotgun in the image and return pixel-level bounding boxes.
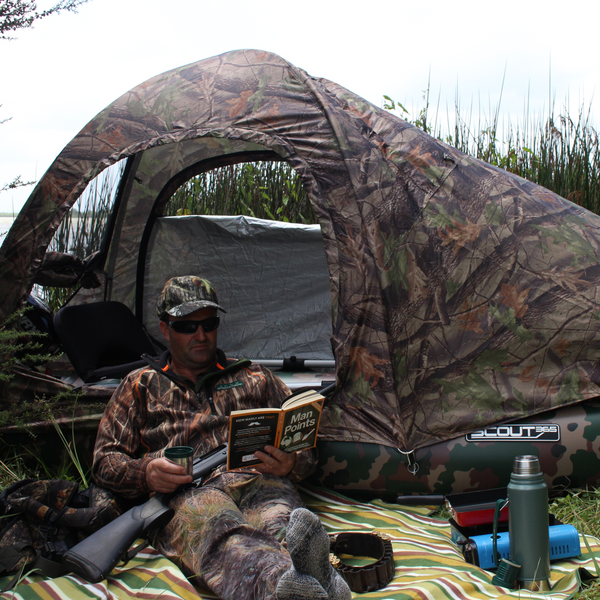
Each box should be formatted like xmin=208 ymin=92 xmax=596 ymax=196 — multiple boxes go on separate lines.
xmin=63 ymin=444 xmax=228 ymax=583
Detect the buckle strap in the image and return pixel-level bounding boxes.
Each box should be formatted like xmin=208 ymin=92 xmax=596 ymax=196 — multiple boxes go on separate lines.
xmin=329 ymin=531 xmax=395 ymax=593
xmin=39 ymin=505 xmax=70 ymax=548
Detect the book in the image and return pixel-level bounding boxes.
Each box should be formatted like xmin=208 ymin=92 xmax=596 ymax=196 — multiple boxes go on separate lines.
xmin=227 ymin=389 xmax=325 ymax=470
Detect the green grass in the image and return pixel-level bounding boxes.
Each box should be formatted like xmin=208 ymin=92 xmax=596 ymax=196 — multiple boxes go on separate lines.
xmin=0 ymin=442 xmax=87 ymax=488
xmin=164 ymin=160 xmax=315 ymax=223
xmin=385 ymin=92 xmax=599 ymax=215
xmin=551 ymin=490 xmax=600 ymax=598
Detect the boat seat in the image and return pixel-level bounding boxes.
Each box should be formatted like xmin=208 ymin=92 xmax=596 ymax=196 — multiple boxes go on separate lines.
xmin=53 ymin=301 xmax=159 ymax=383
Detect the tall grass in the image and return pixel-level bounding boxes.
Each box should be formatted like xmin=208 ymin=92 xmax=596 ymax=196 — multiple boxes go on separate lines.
xmin=454 ymin=106 xmax=599 ymax=213
xmin=40 ymin=161 xmax=125 ymax=310
xmin=385 ymin=92 xmax=600 ymax=214
xmin=50 ymin=161 xmax=125 ymax=259
xmin=165 ymin=161 xmax=316 ymax=223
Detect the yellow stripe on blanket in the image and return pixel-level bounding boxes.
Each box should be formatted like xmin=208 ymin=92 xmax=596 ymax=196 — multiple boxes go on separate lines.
xmin=300 ymin=484 xmax=599 ymax=600
xmin=0 ymin=547 xmax=206 ymax=600
xmin=1 ymin=486 xmax=597 ymax=600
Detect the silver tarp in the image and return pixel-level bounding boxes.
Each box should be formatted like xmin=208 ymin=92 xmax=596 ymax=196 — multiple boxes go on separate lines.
xmin=144 ymin=215 xmax=334 ymax=362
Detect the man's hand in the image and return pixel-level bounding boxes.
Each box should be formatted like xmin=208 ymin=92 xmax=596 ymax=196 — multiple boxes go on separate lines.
xmin=146 ymin=457 xmax=193 ymax=493
xmin=253 ymin=446 xmax=296 ymax=477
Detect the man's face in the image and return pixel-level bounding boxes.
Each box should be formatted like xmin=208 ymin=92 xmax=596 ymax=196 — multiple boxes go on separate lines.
xmin=159 ymin=307 xmax=218 ymax=376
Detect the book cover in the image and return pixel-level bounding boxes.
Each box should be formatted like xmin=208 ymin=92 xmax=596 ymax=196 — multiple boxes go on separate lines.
xmin=227 ymin=390 xmax=324 ymax=470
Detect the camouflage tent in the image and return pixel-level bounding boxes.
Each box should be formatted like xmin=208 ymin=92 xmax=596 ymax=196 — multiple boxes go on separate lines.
xmin=2 ymin=49 xmax=600 ymax=453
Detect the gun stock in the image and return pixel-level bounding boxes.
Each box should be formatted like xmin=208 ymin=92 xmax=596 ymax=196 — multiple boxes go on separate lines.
xmin=63 ymin=495 xmax=173 ymax=582
xmin=64 ymin=444 xmax=228 ymax=582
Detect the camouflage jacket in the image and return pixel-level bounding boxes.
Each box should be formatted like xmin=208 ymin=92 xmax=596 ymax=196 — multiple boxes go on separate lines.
xmin=92 ymin=349 xmax=317 ymax=499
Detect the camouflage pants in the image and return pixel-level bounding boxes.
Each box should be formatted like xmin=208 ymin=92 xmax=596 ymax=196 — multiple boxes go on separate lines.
xmin=155 ymin=472 xmax=303 ymax=600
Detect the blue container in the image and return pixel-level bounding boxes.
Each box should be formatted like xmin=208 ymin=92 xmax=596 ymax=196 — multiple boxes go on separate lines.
xmin=466 ymin=524 xmax=581 ymax=570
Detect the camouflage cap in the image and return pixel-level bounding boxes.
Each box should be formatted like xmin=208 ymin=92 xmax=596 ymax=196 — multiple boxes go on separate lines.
xmin=156 ymin=276 xmax=226 ymax=319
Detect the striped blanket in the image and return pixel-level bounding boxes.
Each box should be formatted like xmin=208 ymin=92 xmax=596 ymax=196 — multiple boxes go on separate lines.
xmin=1 ymin=485 xmax=597 ymax=599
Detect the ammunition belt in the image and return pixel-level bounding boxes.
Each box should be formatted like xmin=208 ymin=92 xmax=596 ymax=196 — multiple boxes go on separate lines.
xmin=329 ymin=531 xmax=395 ymax=593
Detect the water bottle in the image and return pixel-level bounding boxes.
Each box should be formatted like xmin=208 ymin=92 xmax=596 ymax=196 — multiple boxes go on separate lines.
xmin=508 ymin=455 xmax=550 ymax=591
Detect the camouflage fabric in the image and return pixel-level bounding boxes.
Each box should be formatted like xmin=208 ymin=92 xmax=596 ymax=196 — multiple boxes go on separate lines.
xmin=156 ymin=276 xmax=226 ymax=319
xmin=310 ymin=397 xmax=600 ymax=494
xmin=93 ymin=350 xmax=317 ymax=499
xmin=156 ymin=472 xmax=302 ymax=600
xmin=0 ymin=479 xmax=121 ymax=575
xmin=3 ymin=50 xmax=600 ymax=452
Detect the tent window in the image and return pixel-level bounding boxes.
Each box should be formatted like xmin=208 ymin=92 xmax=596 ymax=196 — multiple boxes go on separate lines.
xmin=49 ymin=160 xmax=126 ymax=259
xmin=162 ymin=161 xmax=317 ymax=224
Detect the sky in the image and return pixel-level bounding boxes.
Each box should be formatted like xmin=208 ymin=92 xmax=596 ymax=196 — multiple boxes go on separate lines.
xmin=0 ymin=0 xmax=599 ymax=214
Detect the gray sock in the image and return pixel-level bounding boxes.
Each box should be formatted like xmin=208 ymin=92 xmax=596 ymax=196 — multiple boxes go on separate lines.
xmin=276 ymin=569 xmax=327 ymax=600
xmin=285 ymin=508 xmax=351 ymax=600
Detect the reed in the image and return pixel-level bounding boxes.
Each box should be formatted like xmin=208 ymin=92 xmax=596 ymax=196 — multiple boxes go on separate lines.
xmin=50 ymin=164 xmax=123 ymax=259
xmin=41 ymin=162 xmax=124 ymax=309
xmin=550 ymin=489 xmax=600 ymax=598
xmin=386 ymin=93 xmax=599 ymax=214
xmin=164 ymin=161 xmax=316 ymax=223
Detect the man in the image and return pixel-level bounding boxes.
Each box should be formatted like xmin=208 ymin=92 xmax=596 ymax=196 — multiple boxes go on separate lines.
xmin=92 ymin=276 xmax=350 ymax=600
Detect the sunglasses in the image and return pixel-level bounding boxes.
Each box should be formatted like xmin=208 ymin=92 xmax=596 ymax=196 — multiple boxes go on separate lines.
xmin=166 ymin=316 xmax=220 ymax=335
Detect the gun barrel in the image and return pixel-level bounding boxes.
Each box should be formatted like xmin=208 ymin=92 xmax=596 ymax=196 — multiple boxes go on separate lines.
xmin=192 ymin=444 xmax=228 ymax=481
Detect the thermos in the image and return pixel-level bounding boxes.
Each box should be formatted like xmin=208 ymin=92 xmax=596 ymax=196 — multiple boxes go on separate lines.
xmin=508 ymin=455 xmax=551 ymax=591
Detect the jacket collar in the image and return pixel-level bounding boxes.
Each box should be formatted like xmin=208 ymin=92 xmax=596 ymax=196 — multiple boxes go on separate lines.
xmin=142 ymin=349 xmax=251 ymax=391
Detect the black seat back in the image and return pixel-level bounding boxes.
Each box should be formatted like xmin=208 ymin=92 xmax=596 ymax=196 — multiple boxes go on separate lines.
xmin=54 ymin=301 xmax=158 ymax=383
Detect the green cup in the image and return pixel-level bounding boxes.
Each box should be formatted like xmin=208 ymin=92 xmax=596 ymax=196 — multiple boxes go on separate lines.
xmin=164 ymin=446 xmax=194 ymax=476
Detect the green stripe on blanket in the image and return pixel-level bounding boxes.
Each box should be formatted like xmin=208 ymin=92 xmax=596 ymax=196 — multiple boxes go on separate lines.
xmin=0 ymin=547 xmax=205 ymax=600
xmin=301 ymin=484 xmax=599 ymax=600
xmin=1 ymin=485 xmax=597 ymax=599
